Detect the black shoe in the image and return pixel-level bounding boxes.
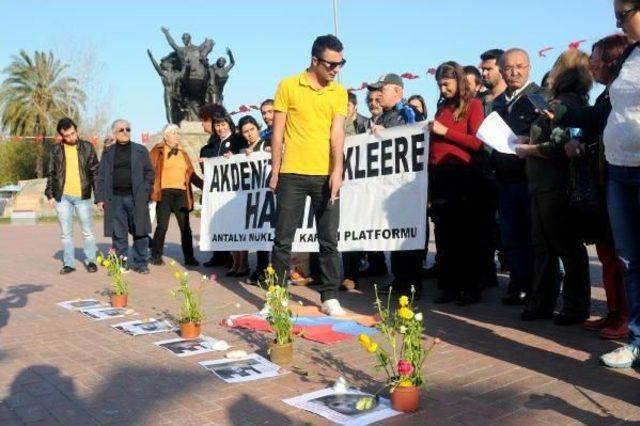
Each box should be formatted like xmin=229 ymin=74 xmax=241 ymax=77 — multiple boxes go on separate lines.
xmin=502 ymin=292 xmax=527 ymax=306
xmin=86 ymin=262 xmax=98 ymax=273
xmin=184 ymin=258 xmax=199 ymax=266
xmin=225 ymin=270 xmax=237 ymax=277
xmin=554 ymin=313 xmax=588 ymax=326
xmin=360 ymin=266 xmax=388 ymax=278
xmin=234 ymin=269 xmax=250 ymax=277
xmin=521 ymin=310 xmax=554 ymax=321
xmin=149 ymin=257 xmax=164 ymax=266
xmin=422 ymin=265 xmax=439 ymax=280
xmin=457 ymin=291 xmax=481 ymax=306
xmin=246 ymin=271 xmax=261 ymax=285
xmin=131 ymin=265 xmax=150 ymax=275
xmin=434 ymin=291 xmax=458 ymax=304
xmin=60 ymin=266 xmax=76 ymax=275
xmin=203 ymin=256 xmax=227 ymax=267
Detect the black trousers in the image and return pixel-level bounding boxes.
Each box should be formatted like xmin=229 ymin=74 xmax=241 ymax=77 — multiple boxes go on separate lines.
xmin=527 ymin=190 xmax=591 ymax=317
xmin=391 ymin=251 xmax=424 ymax=292
xmin=255 ymin=251 xmax=270 ymax=273
xmin=272 ymin=174 xmax=340 ymax=302
xmin=430 ymin=164 xmax=484 ymax=295
xmin=151 ymin=189 xmax=194 ymax=261
xmin=478 ymin=175 xmax=499 ymax=288
xmin=342 ymin=252 xmax=363 ymax=283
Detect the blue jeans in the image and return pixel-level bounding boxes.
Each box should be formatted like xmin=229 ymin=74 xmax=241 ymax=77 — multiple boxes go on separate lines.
xmin=607 ymin=165 xmax=640 ymax=347
xmin=497 ymin=181 xmax=534 ymax=295
xmin=55 ymin=195 xmax=97 ymax=268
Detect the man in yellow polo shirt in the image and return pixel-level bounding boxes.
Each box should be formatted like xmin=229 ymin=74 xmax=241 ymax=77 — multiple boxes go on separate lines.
xmin=268 ymin=34 xmax=348 ymax=316
xmin=45 ymin=117 xmax=99 ymax=274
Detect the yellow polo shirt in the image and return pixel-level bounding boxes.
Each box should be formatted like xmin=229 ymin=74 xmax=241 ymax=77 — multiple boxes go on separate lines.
xmin=63 ymin=143 xmax=82 ymax=197
xmin=274 ymin=71 xmax=348 ymax=175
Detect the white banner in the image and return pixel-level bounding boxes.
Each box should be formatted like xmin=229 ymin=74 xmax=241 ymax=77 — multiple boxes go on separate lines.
xmin=199 ymin=122 xmax=429 ymax=252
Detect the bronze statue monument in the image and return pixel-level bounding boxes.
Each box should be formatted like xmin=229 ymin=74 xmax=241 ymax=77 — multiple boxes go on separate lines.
xmin=148 ymin=27 xmax=235 ymax=123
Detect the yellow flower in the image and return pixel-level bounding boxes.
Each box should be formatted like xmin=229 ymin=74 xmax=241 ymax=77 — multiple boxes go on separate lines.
xmin=266 ymin=264 xmax=275 ymax=276
xmin=398 ymin=379 xmax=413 ymax=387
xmin=399 ymin=295 xmax=409 ymax=307
xmin=103 ymin=260 xmax=112 ymax=268
xmin=358 ymin=334 xmax=371 ymax=348
xmin=268 ymin=285 xmax=276 ymax=293
xmin=173 ymin=271 xmax=182 ymax=280
xmin=398 ymin=307 xmax=414 ymax=320
xmin=96 ymin=255 xmax=104 ymax=264
xmin=367 ymin=341 xmax=378 ymax=353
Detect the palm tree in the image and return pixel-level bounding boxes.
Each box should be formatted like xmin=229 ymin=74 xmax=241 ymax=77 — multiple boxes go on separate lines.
xmin=0 ymin=50 xmax=86 ymax=178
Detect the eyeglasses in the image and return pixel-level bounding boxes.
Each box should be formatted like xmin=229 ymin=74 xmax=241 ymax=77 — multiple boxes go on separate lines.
xmin=616 ymin=6 xmax=639 ymax=26
xmin=315 ymin=57 xmax=347 ymax=69
xmin=117 ymin=128 xmax=131 ymax=133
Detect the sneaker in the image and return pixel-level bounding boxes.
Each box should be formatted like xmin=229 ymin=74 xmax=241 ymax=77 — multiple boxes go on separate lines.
xmin=322 ymin=299 xmax=347 ymax=317
xmin=600 ymin=344 xmax=640 ymax=368
xmin=59 ymin=266 xmax=75 ymax=275
xmin=86 ymin=262 xmax=98 ymax=273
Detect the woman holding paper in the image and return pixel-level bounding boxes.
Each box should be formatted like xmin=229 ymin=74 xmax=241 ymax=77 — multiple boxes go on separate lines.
xmin=514 ymin=49 xmax=592 ymax=326
xmin=428 ymin=61 xmax=485 ymax=306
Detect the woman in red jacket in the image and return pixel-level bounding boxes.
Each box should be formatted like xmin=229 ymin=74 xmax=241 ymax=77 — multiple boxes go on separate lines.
xmin=428 ymin=61 xmax=486 ymax=305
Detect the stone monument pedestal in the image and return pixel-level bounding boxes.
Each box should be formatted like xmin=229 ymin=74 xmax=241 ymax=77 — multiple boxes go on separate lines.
xmin=178 ymin=120 xmax=210 ymax=172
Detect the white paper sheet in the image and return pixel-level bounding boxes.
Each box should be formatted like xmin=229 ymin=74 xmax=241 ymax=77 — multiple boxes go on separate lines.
xmin=283 ymin=388 xmax=400 ymax=426
xmin=57 ymin=299 xmax=108 ymax=311
xmin=111 ymin=318 xmax=177 ymax=336
xmin=154 ymin=336 xmax=226 ymax=357
xmin=476 ymin=111 xmax=519 ymax=154
xmin=199 ymin=354 xmax=285 ymax=383
xmin=80 ymin=307 xmax=135 ymax=321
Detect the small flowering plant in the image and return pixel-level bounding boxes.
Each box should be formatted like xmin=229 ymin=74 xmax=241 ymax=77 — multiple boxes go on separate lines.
xmin=359 ymin=286 xmax=439 ymax=392
xmin=260 ymin=264 xmax=294 ymax=345
xmin=170 ymin=261 xmax=205 ymax=324
xmin=97 ymin=249 xmax=128 ymax=296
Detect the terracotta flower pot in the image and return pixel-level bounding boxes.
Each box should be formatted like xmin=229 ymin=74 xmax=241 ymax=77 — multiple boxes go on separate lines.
xmin=268 ymin=341 xmax=293 ymax=365
xmin=110 ymin=294 xmax=128 ymax=308
xmin=179 ymin=321 xmax=201 ymax=339
xmin=391 ymin=385 xmax=421 ymax=413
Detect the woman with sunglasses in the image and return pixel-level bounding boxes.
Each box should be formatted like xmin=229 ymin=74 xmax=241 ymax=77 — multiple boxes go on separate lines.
xmin=598 ymin=0 xmax=640 ymax=369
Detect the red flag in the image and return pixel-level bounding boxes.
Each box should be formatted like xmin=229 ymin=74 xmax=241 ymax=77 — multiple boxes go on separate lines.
xmin=238 ymin=105 xmax=250 ymax=113
xmin=400 ymin=72 xmax=419 ymax=80
xmin=34 ymin=134 xmax=44 ymax=143
xmin=249 ymin=105 xmax=260 ymax=110
xmin=141 ymin=132 xmax=150 ymax=143
xmin=568 ymin=39 xmax=587 ymax=50
xmin=538 ymin=47 xmax=554 ymax=57
xmin=427 ymin=68 xmax=437 ymax=76
xmin=348 ymin=81 xmax=368 ymax=91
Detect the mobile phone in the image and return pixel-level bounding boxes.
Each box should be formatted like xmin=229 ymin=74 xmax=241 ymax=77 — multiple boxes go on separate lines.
xmin=526 ymin=93 xmax=550 ymax=112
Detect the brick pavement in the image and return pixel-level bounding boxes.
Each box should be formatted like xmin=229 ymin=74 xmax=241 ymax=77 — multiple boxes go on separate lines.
xmin=0 ymin=219 xmax=638 ymax=425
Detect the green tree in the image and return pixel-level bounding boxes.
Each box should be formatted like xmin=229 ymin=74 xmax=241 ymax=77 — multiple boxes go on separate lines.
xmin=0 ymin=139 xmax=38 ymax=186
xmin=0 ymin=50 xmax=86 ymax=178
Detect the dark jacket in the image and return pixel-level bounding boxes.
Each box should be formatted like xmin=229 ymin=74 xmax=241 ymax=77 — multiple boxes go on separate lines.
xmin=45 ymin=140 xmax=99 ymax=201
xmin=527 ymin=92 xmax=587 ymax=194
xmin=492 ymin=82 xmax=546 ymax=183
xmin=199 ymin=132 xmax=245 ymax=172
xmin=95 ymin=142 xmax=155 ymax=237
xmin=149 ymin=143 xmax=203 ymax=211
xmin=354 ymin=113 xmax=369 ymax=134
xmin=378 ymin=105 xmax=408 ymax=129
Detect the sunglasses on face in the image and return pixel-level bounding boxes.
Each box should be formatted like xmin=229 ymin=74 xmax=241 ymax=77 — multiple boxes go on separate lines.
xmin=315 ymin=57 xmax=347 ymax=69
xmin=117 ymin=128 xmax=131 ymax=133
xmin=616 ymin=6 xmax=639 ymax=25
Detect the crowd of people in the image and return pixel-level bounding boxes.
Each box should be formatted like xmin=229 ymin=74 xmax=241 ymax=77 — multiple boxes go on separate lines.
xmin=44 ymin=0 xmax=640 ymax=369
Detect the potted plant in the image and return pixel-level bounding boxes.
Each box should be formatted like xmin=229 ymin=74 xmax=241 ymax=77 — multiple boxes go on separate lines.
xmin=261 ymin=265 xmax=294 ymax=365
xmin=97 ymin=249 xmax=129 ymax=308
xmin=170 ymin=261 xmax=205 ymax=339
xmin=358 ymin=286 xmax=439 ymax=413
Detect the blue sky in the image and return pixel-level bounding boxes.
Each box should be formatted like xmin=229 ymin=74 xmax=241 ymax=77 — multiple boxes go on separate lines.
xmin=0 ymin=0 xmax=615 ymax=137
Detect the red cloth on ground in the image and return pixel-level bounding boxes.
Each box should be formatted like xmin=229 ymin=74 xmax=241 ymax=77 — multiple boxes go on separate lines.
xmin=228 ymin=316 xmax=353 ymax=345
xmin=429 ymin=98 xmax=484 ymax=166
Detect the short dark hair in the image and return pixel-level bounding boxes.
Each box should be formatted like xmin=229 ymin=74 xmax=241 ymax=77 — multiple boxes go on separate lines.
xmin=237 ymin=115 xmax=261 ymax=136
xmin=463 ymin=66 xmax=482 ymax=86
xmin=199 ymin=104 xmax=236 ymax=132
xmin=347 ymin=92 xmax=357 ymax=106
xmin=56 ymin=117 xmax=77 ymax=135
xmin=260 ymin=99 xmax=274 ymax=110
xmin=311 ymin=34 xmax=343 ymax=58
xmin=480 ymin=49 xmax=504 ymax=64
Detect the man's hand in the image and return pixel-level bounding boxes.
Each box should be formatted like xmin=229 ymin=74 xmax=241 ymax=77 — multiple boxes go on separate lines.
xmin=47 ymin=198 xmax=56 ymax=208
xmin=329 ymin=172 xmax=342 ymax=202
xmin=564 ymin=139 xmax=582 ymax=158
xmin=515 ymin=144 xmax=535 ymax=159
xmin=96 ymin=202 xmax=104 ymax=213
xmin=268 ymin=173 xmax=279 ymax=192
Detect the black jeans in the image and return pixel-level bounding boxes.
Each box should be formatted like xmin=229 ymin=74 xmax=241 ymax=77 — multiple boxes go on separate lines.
xmin=342 ymin=252 xmax=363 ymax=284
xmin=111 ymin=194 xmax=148 ymax=267
xmin=272 ymin=174 xmax=340 ymax=302
xmin=527 ymin=190 xmax=590 ymax=317
xmin=151 ymin=189 xmax=194 ymax=261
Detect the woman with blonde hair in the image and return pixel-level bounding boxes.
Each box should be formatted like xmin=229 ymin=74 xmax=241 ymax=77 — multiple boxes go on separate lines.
xmin=515 ymin=49 xmax=593 ymax=325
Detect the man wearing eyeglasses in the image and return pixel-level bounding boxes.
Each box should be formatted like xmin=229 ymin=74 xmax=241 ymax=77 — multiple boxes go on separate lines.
xmin=269 ymin=34 xmax=348 ymax=316
xmin=96 ymin=119 xmax=155 ymax=274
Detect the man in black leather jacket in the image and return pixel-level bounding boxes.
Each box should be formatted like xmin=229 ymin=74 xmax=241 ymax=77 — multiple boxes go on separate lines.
xmin=45 ymin=117 xmax=100 ymax=275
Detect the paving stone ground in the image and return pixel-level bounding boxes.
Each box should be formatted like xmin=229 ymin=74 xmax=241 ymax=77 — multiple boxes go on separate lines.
xmin=0 ymin=219 xmax=638 ymax=425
